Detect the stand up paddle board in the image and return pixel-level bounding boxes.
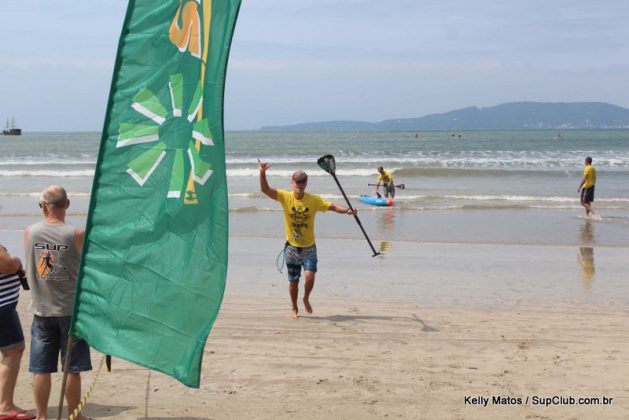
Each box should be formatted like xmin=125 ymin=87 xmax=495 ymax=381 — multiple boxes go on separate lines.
xmin=359 ymin=195 xmax=393 ymax=206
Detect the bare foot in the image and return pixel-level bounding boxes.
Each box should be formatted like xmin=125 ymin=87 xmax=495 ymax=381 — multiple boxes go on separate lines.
xmin=1 ymin=407 xmax=35 ymax=420
xmin=303 ymin=298 xmax=313 ymax=314
xmin=291 ymin=308 xmax=299 ymax=320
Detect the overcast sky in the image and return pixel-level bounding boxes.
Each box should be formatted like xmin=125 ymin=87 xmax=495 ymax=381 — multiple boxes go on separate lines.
xmin=1 ymin=1 xmax=629 ymax=131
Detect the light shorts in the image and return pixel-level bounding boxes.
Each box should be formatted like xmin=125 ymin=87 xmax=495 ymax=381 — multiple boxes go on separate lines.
xmin=285 ymin=244 xmax=318 ymax=282
xmin=29 ymin=315 xmax=92 ymax=374
xmin=0 ymin=303 xmax=24 ymax=351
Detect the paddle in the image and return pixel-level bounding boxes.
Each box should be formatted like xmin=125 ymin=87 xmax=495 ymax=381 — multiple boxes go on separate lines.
xmin=317 ymin=154 xmax=380 ymax=257
xmin=368 ymin=183 xmax=405 ymax=189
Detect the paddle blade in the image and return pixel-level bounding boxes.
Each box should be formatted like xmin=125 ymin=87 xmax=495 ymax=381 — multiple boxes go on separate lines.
xmin=317 ymin=154 xmax=336 ymax=174
xmin=397 ymin=184 xmax=405 ymax=190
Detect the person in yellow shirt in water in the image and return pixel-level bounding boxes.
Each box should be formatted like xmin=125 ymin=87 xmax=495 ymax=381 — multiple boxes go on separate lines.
xmin=258 ymin=159 xmax=357 ymax=320
xmin=375 ymin=166 xmax=395 ymax=198
xmin=577 ymin=156 xmax=598 ymax=218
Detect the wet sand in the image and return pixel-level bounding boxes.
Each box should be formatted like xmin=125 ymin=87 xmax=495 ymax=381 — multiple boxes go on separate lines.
xmin=225 ymin=237 xmax=629 ymax=308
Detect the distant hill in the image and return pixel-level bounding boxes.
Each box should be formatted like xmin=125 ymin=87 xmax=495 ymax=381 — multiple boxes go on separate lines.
xmin=261 ymin=102 xmax=629 ymax=131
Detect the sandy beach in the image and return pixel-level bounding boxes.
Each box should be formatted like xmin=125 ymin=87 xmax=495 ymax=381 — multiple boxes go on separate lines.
xmin=9 ymin=238 xmax=629 ymax=420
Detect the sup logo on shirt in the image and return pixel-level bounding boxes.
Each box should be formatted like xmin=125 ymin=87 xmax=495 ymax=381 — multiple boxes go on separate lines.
xmin=34 ymin=242 xmax=70 ymax=280
xmin=290 ymin=206 xmax=310 ymax=240
xmin=37 ymin=250 xmax=56 ymax=277
xmin=290 ymin=206 xmax=310 ymax=228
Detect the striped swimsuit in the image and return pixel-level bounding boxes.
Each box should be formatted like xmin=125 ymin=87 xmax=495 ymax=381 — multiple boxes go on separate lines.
xmin=0 ymin=272 xmax=20 ymax=308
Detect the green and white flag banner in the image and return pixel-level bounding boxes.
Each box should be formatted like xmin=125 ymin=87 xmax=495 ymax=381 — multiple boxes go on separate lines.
xmin=71 ymin=0 xmax=242 ymax=388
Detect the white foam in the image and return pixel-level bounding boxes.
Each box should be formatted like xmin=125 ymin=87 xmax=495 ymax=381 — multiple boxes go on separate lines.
xmin=226 ymin=151 xmax=629 ymax=169
xmin=0 ymin=192 xmax=91 ymax=197
xmin=226 ymin=168 xmax=379 ymax=177
xmin=0 ymin=170 xmax=94 ymax=177
xmin=0 ymin=159 xmax=96 ymax=166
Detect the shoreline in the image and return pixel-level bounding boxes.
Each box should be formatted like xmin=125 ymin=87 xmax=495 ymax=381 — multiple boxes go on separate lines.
xmin=2 ymin=233 xmax=628 ymax=309
xmin=225 ymin=237 xmax=629 ymax=309
xmin=3 ymin=205 xmax=629 ymax=248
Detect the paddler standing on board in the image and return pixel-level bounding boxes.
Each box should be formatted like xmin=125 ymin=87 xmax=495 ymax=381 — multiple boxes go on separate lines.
xmin=258 ymin=159 xmax=357 ymax=320
xmin=375 ymin=166 xmax=395 ymax=198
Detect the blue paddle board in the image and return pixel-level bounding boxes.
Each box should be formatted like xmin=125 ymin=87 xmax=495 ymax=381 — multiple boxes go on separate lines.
xmin=359 ymin=195 xmax=393 ymax=206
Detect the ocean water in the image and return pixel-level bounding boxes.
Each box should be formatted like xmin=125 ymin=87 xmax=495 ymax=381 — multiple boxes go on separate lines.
xmin=1 ymin=130 xmax=629 ymax=248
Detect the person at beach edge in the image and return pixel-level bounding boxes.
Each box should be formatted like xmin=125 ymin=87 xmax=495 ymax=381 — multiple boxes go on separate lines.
xmin=258 ymin=159 xmax=357 ymax=320
xmin=24 ymin=185 xmax=92 ymax=420
xmin=375 ymin=166 xmax=395 ymax=198
xmin=1 ymin=245 xmax=36 ymax=420
xmin=577 ymin=156 xmax=597 ymax=217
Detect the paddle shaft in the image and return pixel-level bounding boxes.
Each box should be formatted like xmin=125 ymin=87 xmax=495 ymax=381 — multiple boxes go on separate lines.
xmin=368 ymin=183 xmax=405 ymax=189
xmin=330 ymin=173 xmax=380 ymax=257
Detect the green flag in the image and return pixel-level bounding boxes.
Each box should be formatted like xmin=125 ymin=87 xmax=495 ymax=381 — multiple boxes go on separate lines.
xmin=70 ymin=0 xmax=242 ymax=388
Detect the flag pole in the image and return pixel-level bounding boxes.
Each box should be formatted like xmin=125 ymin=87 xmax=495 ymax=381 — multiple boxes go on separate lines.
xmin=57 ymin=336 xmax=76 ymax=420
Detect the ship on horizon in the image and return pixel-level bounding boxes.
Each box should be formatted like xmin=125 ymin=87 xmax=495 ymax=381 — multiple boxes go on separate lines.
xmin=2 ymin=118 xmax=21 ymax=135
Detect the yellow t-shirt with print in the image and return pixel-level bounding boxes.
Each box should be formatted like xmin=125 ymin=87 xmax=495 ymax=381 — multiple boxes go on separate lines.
xmin=377 ymin=170 xmax=393 ymax=184
xmin=277 ymin=189 xmax=331 ymax=247
xmin=583 ymin=165 xmax=596 ymax=189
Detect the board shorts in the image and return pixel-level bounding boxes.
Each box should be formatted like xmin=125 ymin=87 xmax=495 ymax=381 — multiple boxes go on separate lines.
xmin=29 ymin=315 xmax=92 ymax=374
xmin=384 ymin=183 xmax=395 ymax=198
xmin=581 ymin=186 xmax=595 ymax=204
xmin=0 ymin=303 xmax=24 ymax=351
xmin=285 ymin=243 xmax=318 ymax=282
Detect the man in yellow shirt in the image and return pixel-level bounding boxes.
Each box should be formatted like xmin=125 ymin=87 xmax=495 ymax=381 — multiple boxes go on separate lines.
xmin=577 ymin=156 xmax=597 ymax=217
xmin=259 ymin=159 xmax=357 ymax=319
xmin=375 ymin=166 xmax=395 ymax=198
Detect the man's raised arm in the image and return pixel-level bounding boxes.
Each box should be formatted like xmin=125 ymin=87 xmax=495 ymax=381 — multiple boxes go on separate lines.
xmin=258 ymin=159 xmax=278 ymax=200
